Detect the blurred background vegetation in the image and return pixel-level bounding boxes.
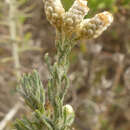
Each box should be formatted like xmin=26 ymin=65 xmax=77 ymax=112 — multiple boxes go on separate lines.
xmin=0 ymin=0 xmax=130 ymax=130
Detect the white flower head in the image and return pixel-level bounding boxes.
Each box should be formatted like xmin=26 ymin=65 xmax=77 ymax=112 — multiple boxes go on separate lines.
xmin=63 ymin=0 xmax=89 ymax=33
xmin=44 ymin=0 xmax=65 ymax=29
xmin=78 ymin=11 xmax=113 ymax=39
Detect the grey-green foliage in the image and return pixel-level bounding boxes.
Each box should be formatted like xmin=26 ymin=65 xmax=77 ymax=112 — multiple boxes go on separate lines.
xmin=14 ymin=37 xmax=75 ymax=130
xmin=18 ymin=70 xmax=45 ymax=112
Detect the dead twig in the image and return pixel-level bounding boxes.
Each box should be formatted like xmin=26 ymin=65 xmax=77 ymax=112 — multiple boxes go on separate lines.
xmin=0 ymin=102 xmax=22 ymax=130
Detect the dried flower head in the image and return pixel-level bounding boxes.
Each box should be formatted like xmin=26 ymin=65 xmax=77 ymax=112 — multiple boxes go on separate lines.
xmin=44 ymin=0 xmax=113 ymax=39
xmin=63 ymin=0 xmax=89 ymax=33
xmin=44 ymin=0 xmax=65 ymax=29
xmin=78 ymin=11 xmax=113 ymax=39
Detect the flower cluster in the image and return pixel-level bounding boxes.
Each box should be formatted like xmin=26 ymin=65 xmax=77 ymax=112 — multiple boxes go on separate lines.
xmin=63 ymin=0 xmax=89 ymax=33
xmin=43 ymin=0 xmax=65 ymax=29
xmin=78 ymin=11 xmax=113 ymax=39
xmin=44 ymin=0 xmax=113 ymax=39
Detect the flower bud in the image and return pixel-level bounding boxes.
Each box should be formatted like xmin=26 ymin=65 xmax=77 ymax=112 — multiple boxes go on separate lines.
xmin=63 ymin=0 xmax=89 ymax=33
xmin=78 ymin=11 xmax=113 ymax=39
xmin=63 ymin=104 xmax=75 ymax=126
xmin=44 ymin=0 xmax=65 ymax=29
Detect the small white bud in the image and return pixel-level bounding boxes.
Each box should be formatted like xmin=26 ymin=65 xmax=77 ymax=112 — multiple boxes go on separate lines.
xmin=87 ymin=29 xmax=94 ymax=35
xmin=63 ymin=104 xmax=74 ymax=114
xmin=52 ymin=13 xmax=58 ymax=19
xmin=65 ymin=18 xmax=74 ymax=25
xmin=63 ymin=104 xmax=75 ymax=126
xmin=47 ymin=6 xmax=53 ymax=13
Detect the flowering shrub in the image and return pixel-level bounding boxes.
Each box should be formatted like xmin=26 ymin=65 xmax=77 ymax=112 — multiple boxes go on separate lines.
xmin=14 ymin=0 xmax=113 ymax=129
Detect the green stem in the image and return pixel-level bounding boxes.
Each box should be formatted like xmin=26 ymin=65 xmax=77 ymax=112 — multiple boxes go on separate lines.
xmin=48 ymin=30 xmax=74 ymax=130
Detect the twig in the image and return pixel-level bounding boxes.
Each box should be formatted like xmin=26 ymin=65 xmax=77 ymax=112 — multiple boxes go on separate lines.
xmin=0 ymin=102 xmax=22 ymax=130
xmin=8 ymin=0 xmax=21 ymax=78
xmin=112 ymin=54 xmax=125 ymax=90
